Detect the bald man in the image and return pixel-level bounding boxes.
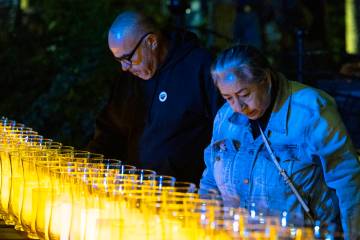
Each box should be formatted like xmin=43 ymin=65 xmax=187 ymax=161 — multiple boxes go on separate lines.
xmin=88 ymin=11 xmax=222 ymax=184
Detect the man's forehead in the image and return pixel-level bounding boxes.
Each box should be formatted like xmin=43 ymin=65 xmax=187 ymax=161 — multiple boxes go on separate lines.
xmin=109 ymin=31 xmax=136 ymax=54
xmin=109 ymin=29 xmax=129 ymax=43
xmin=109 ymin=24 xmax=139 ymax=40
xmin=114 ymin=32 xmax=123 ymax=40
xmin=112 ymin=29 xmax=140 ymax=41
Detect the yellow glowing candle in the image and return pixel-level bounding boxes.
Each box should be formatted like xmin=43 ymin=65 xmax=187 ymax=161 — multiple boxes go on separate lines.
xmin=0 ymin=151 xmax=11 ymax=216
xmin=48 ymin=199 xmax=72 ymax=240
xmin=21 ymin=154 xmax=42 ymax=239
xmin=68 ymin=200 xmax=86 ymax=240
xmin=96 ymin=195 xmax=123 ymax=239
xmin=21 ymin=181 xmax=39 ymax=239
xmin=8 ymin=149 xmax=25 ymax=230
xmin=9 ymin=177 xmax=24 ymax=230
xmin=84 ymin=208 xmax=100 ymax=240
xmin=295 ymin=228 xmax=303 ymax=240
xmin=238 ymin=214 xmax=245 ymax=237
xmin=269 ymin=225 xmax=277 ymax=240
xmin=34 ymin=187 xmax=52 ymax=240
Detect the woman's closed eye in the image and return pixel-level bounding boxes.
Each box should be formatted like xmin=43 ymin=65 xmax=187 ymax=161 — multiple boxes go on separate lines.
xmin=238 ymin=91 xmax=250 ymax=98
xmin=225 ymin=96 xmax=233 ymax=102
xmin=223 ymin=93 xmax=249 ymax=103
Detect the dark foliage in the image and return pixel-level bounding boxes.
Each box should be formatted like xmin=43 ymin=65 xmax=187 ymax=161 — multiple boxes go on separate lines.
xmin=0 ymin=0 xmax=165 ymax=148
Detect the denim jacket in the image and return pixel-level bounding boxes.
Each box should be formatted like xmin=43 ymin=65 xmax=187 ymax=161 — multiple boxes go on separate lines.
xmin=199 ymin=74 xmax=360 ymax=239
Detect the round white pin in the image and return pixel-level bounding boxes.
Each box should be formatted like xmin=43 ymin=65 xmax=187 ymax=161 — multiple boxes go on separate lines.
xmin=159 ymin=91 xmax=167 ymax=102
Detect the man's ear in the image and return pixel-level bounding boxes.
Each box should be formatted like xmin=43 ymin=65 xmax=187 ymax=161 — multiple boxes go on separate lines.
xmin=146 ymin=34 xmax=157 ymax=49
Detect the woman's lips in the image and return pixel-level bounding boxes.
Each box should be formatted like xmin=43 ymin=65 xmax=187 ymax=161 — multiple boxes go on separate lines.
xmin=240 ymin=109 xmax=258 ymax=119
xmin=246 ymin=110 xmax=257 ymax=118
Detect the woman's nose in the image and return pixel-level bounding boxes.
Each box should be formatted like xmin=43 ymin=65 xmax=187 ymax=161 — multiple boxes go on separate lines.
xmin=233 ymin=98 xmax=246 ymax=113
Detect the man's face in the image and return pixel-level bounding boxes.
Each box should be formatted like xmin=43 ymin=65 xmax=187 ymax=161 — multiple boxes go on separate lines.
xmin=108 ymin=32 xmax=158 ymax=80
xmin=215 ymin=69 xmax=272 ymax=120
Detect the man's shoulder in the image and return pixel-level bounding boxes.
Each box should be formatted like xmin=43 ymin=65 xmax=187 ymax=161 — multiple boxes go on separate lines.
xmin=164 ymin=30 xmax=212 ymax=69
xmin=186 ymin=46 xmax=212 ymax=62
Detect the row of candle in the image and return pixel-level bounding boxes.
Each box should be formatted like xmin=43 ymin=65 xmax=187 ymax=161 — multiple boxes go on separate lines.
xmin=0 ymin=117 xmax=315 ymax=239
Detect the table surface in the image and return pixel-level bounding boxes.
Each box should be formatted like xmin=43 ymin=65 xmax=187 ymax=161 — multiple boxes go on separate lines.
xmin=0 ymin=220 xmax=30 ymax=240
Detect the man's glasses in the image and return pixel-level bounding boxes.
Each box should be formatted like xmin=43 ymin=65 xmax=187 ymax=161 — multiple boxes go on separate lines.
xmin=114 ymin=32 xmax=153 ymax=70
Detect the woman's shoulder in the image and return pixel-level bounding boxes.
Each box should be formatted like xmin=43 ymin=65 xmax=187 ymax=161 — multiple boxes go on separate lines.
xmin=288 ymin=80 xmax=337 ymax=112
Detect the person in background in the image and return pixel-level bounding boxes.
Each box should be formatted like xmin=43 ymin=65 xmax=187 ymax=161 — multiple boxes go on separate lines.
xmin=199 ymin=45 xmax=360 ymax=239
xmin=88 ymin=11 xmax=222 ymax=184
xmin=340 ymin=61 xmax=360 ymax=78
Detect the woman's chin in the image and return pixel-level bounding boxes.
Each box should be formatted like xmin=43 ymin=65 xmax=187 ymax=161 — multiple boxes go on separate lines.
xmin=245 ymin=110 xmax=259 ymax=120
xmin=248 ymin=115 xmax=259 ymax=120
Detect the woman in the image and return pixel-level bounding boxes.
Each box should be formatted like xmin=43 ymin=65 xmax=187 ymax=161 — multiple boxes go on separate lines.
xmin=199 ymin=45 xmax=359 ymax=239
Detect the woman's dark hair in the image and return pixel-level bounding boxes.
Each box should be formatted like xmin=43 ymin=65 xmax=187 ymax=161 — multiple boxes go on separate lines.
xmin=211 ymin=45 xmax=272 ymax=85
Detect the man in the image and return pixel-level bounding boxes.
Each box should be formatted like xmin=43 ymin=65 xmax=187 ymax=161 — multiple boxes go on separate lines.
xmin=88 ymin=11 xmax=222 ymax=184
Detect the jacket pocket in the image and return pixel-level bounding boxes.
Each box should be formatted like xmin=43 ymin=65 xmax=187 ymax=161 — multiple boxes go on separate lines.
xmin=268 ymin=144 xmax=302 ymax=174
xmin=210 ymin=139 xmax=238 ymax=195
xmin=260 ymin=144 xmax=300 ymax=188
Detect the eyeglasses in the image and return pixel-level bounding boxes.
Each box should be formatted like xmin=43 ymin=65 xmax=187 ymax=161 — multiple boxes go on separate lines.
xmin=114 ymin=32 xmax=153 ymax=70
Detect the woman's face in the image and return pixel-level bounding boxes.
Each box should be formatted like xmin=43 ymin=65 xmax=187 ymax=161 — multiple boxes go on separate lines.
xmin=215 ymin=69 xmax=272 ymax=120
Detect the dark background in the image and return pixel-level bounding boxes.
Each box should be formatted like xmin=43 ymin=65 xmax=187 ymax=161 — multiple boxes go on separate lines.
xmin=0 ymin=0 xmax=359 ymax=149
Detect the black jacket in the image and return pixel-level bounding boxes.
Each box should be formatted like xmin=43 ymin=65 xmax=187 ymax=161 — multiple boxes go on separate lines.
xmin=88 ymin=30 xmax=222 ymax=184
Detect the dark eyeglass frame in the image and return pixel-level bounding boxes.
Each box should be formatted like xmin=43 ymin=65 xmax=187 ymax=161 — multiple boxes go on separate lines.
xmin=114 ymin=32 xmax=154 ymax=64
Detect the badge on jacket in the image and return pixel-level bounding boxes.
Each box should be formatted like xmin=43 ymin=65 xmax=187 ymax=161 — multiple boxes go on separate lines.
xmin=159 ymin=91 xmax=167 ymax=102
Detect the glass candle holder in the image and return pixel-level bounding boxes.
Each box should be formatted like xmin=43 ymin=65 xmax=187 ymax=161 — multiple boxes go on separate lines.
xmin=0 ymin=143 xmax=14 ymax=224
xmin=48 ymin=168 xmax=74 ymax=240
xmin=21 ymin=153 xmax=47 ymax=239
xmin=8 ymin=150 xmax=25 ymax=230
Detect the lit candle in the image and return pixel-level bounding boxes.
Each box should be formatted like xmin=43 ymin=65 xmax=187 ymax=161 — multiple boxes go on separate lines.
xmin=33 ymin=187 xmax=52 ymax=240
xmin=48 ymin=199 xmax=72 ymax=240
xmin=84 ymin=207 xmax=100 ymax=240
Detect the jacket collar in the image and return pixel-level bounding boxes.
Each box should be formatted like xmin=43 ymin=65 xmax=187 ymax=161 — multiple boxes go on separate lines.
xmin=228 ymin=72 xmax=291 ymax=135
xmin=267 ymin=73 xmax=290 ymax=135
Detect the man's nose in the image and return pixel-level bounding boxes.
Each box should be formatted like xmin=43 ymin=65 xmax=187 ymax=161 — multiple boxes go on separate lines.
xmin=120 ymin=62 xmax=131 ymax=72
